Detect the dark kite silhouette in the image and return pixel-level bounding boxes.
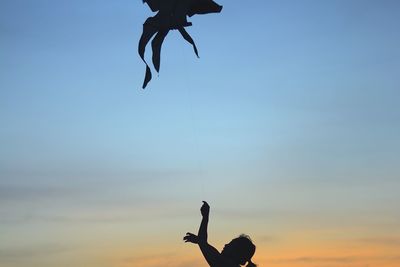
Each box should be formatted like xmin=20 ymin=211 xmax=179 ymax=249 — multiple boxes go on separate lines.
xmin=139 ymin=0 xmax=223 ymax=89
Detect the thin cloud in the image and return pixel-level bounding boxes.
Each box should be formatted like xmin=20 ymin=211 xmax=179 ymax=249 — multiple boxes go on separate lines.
xmin=270 ymin=255 xmax=400 ymax=264
xmin=0 ymin=185 xmax=76 ymax=203
xmin=0 ymin=197 xmax=192 ymax=225
xmin=122 ymin=253 xmax=201 ymax=267
xmin=358 ymin=237 xmax=400 ymax=246
xmin=271 ymin=256 xmax=356 ymax=263
xmin=0 ymin=244 xmax=72 ymax=262
xmin=0 ymin=168 xmax=199 ymax=207
xmin=258 ymin=235 xmax=279 ymax=243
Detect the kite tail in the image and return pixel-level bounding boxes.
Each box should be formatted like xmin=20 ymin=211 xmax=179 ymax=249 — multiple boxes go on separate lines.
xmin=178 ymin=27 xmax=199 ymax=58
xmin=151 ymin=30 xmax=169 ymax=73
xmin=139 ymin=24 xmax=157 ymax=89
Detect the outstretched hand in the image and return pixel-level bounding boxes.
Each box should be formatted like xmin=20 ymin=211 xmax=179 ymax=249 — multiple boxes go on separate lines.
xmin=201 ymin=201 xmax=210 ymax=218
xmin=183 ymin=232 xmax=199 ymax=244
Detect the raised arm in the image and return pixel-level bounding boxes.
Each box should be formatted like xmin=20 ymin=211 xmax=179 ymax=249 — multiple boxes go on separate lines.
xmin=198 ymin=201 xmax=209 ymax=242
xmin=184 ymin=202 xmax=226 ymax=267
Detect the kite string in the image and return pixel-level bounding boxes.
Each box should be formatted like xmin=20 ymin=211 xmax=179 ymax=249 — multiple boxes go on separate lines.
xmin=181 ymin=43 xmax=206 ymax=200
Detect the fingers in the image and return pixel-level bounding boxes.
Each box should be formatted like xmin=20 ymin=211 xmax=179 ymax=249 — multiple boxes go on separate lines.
xmin=200 ymin=201 xmax=210 ymax=217
xmin=201 ymin=201 xmax=210 ymax=210
xmin=183 ymin=232 xmax=195 ymax=238
xmin=183 ymin=232 xmax=198 ymax=243
xmin=183 ymin=233 xmax=192 ymax=240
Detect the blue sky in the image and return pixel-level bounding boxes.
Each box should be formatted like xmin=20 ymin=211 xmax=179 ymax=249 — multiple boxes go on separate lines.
xmin=1 ymin=1 xmax=400 ymax=267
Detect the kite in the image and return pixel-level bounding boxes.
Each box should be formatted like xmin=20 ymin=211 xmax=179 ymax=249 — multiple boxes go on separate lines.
xmin=138 ymin=0 xmax=223 ymax=89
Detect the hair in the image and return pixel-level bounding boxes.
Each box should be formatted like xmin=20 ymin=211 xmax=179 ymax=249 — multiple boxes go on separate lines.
xmin=246 ymin=259 xmax=257 ymax=267
xmin=227 ymin=234 xmax=257 ymax=267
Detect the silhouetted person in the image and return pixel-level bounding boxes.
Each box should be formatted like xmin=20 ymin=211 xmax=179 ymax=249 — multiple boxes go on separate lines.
xmin=184 ymin=201 xmax=257 ymax=267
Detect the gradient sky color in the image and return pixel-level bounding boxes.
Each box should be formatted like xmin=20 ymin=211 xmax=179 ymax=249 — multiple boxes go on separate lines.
xmin=1 ymin=1 xmax=400 ymax=267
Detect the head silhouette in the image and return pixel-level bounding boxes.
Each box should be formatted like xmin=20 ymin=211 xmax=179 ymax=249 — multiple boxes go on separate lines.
xmin=221 ymin=234 xmax=256 ymax=267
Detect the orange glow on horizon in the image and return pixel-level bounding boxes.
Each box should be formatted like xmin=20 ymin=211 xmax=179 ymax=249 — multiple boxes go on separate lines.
xmin=96 ymin=232 xmax=400 ymax=267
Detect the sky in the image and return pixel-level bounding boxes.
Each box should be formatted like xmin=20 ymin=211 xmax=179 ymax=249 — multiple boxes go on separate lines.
xmin=1 ymin=0 xmax=400 ymax=266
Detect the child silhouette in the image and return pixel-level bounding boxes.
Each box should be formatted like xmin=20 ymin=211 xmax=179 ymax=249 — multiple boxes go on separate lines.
xmin=184 ymin=201 xmax=257 ymax=267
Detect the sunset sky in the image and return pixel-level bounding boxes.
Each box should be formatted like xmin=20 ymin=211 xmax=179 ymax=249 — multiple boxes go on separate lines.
xmin=1 ymin=0 xmax=400 ymax=267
